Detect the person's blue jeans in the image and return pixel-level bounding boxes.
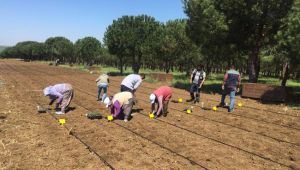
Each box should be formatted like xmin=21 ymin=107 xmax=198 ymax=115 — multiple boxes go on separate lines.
xmin=97 ymin=84 xmax=108 ymax=101
xmin=220 ymin=89 xmax=236 ymax=112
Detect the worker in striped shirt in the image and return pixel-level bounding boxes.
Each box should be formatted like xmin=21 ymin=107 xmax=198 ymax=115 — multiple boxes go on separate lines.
xmin=43 ymin=83 xmax=74 ymax=114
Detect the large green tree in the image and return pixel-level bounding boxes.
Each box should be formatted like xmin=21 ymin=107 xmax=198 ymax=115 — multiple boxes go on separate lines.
xmin=45 ymin=37 xmax=74 ymax=63
xmin=104 ymin=15 xmax=160 ymax=73
xmin=74 ymin=37 xmax=101 ymax=65
xmin=275 ymin=0 xmax=300 ymax=86
xmin=183 ymin=0 xmax=230 ymax=74
xmin=184 ymin=0 xmax=294 ymax=82
xmin=152 ymin=19 xmax=201 ymax=73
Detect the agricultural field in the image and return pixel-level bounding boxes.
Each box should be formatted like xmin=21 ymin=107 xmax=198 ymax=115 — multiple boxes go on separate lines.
xmin=0 ymin=59 xmax=300 ymax=169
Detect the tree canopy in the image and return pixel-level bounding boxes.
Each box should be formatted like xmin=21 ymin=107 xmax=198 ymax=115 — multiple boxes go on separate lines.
xmin=184 ymin=0 xmax=294 ymax=82
xmin=104 ymin=15 xmax=160 ymax=73
xmin=45 ymin=37 xmax=74 ymax=63
xmin=74 ymin=37 xmax=102 ymax=65
xmin=1 ymin=3 xmax=299 ymax=84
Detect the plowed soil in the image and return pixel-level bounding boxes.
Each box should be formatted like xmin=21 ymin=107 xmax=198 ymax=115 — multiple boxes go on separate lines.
xmin=0 ymin=59 xmax=299 ymax=170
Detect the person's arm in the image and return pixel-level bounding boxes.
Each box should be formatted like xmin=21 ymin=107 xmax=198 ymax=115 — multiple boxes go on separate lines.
xmin=151 ymin=103 xmax=156 ymax=113
xmin=52 ymin=92 xmax=63 ymax=104
xmin=199 ymin=72 xmax=206 ymax=88
xmin=49 ymin=98 xmax=55 ymax=105
xmin=156 ymin=96 xmax=164 ymax=116
xmin=190 ymin=70 xmax=195 ymax=83
xmin=96 ymin=76 xmax=100 ymax=82
xmin=222 ymin=73 xmax=228 ymax=90
xmin=199 ymin=77 xmax=205 ymax=88
xmin=133 ymin=77 xmax=142 ymax=90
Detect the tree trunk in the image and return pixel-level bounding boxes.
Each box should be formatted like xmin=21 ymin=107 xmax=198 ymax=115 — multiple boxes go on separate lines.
xmin=281 ymin=61 xmax=289 ymax=87
xmin=248 ymin=47 xmax=260 ymax=83
xmin=165 ymin=61 xmax=170 ymax=73
xmin=185 ymin=61 xmax=190 ymax=77
xmin=206 ymin=62 xmax=212 ymax=76
xmin=119 ymin=57 xmax=123 ymax=74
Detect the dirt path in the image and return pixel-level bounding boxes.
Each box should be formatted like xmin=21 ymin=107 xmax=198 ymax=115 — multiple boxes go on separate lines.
xmin=0 ymin=60 xmax=299 ymax=169
xmin=0 ymin=63 xmax=109 ymax=169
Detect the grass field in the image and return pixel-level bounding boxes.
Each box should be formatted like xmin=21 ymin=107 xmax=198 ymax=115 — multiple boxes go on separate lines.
xmin=57 ymin=63 xmax=300 ymax=87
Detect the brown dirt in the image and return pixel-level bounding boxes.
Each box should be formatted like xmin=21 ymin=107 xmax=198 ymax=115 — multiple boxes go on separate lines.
xmin=0 ymin=59 xmax=299 ymax=170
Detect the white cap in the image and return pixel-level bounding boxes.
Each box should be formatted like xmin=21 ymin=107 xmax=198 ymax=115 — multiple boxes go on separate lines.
xmin=103 ymin=97 xmax=111 ymax=107
xmin=149 ymin=93 xmax=156 ymax=104
xmin=43 ymin=86 xmax=51 ymax=96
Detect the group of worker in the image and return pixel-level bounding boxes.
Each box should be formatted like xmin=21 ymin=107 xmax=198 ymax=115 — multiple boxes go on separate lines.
xmin=42 ymin=64 xmax=241 ymax=120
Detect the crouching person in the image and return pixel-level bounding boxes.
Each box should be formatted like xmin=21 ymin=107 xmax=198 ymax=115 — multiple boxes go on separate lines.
xmin=149 ymin=86 xmax=172 ymax=119
xmin=43 ymin=83 xmax=74 ymax=114
xmin=103 ymin=92 xmax=133 ymax=122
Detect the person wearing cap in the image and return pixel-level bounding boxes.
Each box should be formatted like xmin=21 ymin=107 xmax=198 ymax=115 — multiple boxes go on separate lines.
xmin=120 ymin=73 xmax=145 ymax=93
xmin=103 ymin=91 xmax=133 ymax=122
xmin=43 ymin=83 xmax=74 ymax=114
xmin=149 ymin=86 xmax=172 ymax=118
xmin=96 ymin=73 xmax=109 ymax=101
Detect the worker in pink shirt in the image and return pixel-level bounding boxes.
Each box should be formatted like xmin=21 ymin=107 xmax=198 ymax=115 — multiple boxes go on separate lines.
xmin=149 ymin=86 xmax=172 ymax=118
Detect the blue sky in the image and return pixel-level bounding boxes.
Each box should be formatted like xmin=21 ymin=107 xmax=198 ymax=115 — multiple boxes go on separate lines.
xmin=0 ymin=0 xmax=186 ymax=46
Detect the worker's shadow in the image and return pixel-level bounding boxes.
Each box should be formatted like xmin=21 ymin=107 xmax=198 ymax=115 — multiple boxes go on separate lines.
xmin=65 ymin=107 xmax=76 ymax=113
xmin=114 ymin=109 xmax=144 ymax=121
xmin=170 ymin=100 xmax=180 ymax=103
xmin=132 ymin=108 xmax=144 ymax=113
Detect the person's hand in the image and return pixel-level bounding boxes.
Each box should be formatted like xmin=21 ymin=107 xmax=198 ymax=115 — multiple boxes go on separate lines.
xmin=236 ymin=88 xmax=240 ymax=93
xmin=222 ymin=85 xmax=225 ymax=90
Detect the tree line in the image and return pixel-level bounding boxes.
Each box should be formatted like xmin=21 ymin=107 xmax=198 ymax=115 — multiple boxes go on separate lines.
xmin=1 ymin=0 xmax=299 ymax=86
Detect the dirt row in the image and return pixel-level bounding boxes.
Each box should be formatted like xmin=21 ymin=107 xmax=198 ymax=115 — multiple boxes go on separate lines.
xmin=1 ymin=61 xmax=201 ymax=169
xmin=1 ymin=60 xmax=299 ymax=169
xmin=29 ymin=63 xmax=300 ymax=146
xmin=0 ymin=63 xmax=109 ymax=169
xmin=32 ymin=61 xmax=300 ymax=117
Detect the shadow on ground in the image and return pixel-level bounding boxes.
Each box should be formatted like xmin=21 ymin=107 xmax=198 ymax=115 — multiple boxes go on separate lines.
xmin=172 ymin=81 xmax=225 ymax=95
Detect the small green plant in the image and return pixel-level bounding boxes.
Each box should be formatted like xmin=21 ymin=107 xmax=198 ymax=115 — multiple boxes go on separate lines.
xmin=86 ymin=111 xmax=102 ymax=119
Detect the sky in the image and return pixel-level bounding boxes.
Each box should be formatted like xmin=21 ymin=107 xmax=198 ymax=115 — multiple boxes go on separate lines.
xmin=0 ymin=0 xmax=187 ymax=46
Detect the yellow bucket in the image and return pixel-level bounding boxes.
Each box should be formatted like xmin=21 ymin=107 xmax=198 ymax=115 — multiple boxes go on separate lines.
xmin=107 ymin=115 xmax=113 ymax=121
xmin=58 ymin=119 xmax=65 ymax=125
xmin=212 ymin=106 xmax=217 ymax=111
xmin=149 ymin=113 xmax=155 ymax=118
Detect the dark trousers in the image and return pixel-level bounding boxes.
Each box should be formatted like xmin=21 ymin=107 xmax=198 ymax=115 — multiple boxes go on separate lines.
xmin=120 ymin=85 xmax=134 ymax=93
xmin=190 ymin=83 xmax=201 ymax=102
